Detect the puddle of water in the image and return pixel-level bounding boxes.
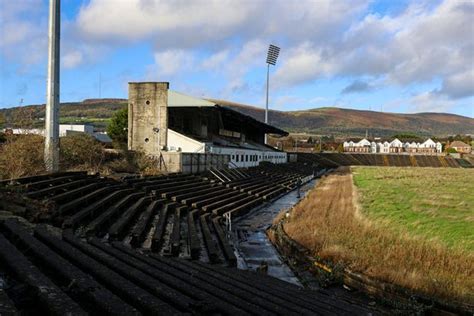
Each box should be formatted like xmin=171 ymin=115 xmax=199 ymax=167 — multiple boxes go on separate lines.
xmin=231 ymin=180 xmax=316 ymax=286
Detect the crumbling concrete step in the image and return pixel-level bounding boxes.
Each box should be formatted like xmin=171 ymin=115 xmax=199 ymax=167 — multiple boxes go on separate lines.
xmin=63 ymin=188 xmax=135 ymax=228
xmin=199 ymin=213 xmax=220 ymax=263
xmin=130 ymin=199 xmax=164 ymax=247
xmin=62 ymin=231 xmax=181 ymax=314
xmin=85 ymin=192 xmax=145 ymax=236
xmin=108 ymin=196 xmax=152 ymax=240
xmin=0 ymin=228 xmax=86 ymax=315
xmin=112 ymin=242 xmax=248 ymax=316
xmin=212 ymin=217 xmax=237 ymax=266
xmin=187 ymin=209 xmax=201 ymax=259
xmin=151 ymin=202 xmax=177 ymax=251
xmin=24 ymin=177 xmax=97 ymax=199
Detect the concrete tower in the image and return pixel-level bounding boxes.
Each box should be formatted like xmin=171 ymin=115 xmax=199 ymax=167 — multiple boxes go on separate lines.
xmin=128 ymin=82 xmax=169 ymax=155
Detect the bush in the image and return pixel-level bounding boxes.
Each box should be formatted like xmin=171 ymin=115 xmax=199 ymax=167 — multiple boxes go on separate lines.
xmin=107 ymin=108 xmax=128 ymax=145
xmin=60 ymin=134 xmax=105 ymax=172
xmin=446 ymin=147 xmax=457 ymax=154
xmin=0 ymin=135 xmax=45 ymax=179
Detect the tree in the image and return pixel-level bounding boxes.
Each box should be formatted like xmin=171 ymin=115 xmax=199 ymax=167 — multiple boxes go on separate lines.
xmin=107 ymin=107 xmax=128 ymax=145
xmin=60 ymin=134 xmax=105 ymax=172
xmin=0 ymin=112 xmax=5 ymax=128
xmin=11 ymin=106 xmax=35 ymax=129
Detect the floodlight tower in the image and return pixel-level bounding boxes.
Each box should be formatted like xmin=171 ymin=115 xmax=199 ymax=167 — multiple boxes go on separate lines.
xmin=264 ymin=44 xmax=280 ymax=144
xmin=45 ymin=0 xmax=60 ymax=172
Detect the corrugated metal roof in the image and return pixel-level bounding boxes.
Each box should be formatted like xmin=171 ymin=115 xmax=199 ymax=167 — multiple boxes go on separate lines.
xmin=168 ymin=90 xmax=216 ymax=107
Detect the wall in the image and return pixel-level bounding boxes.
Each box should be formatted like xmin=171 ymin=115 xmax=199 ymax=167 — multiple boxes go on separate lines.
xmin=167 ymin=129 xmax=205 ymax=152
xmin=59 ymin=124 xmax=93 ymax=137
xmin=128 ymin=82 xmax=169 ymax=155
xmin=160 ymin=152 xmax=229 ymax=173
xmin=211 ymin=146 xmax=287 ymax=168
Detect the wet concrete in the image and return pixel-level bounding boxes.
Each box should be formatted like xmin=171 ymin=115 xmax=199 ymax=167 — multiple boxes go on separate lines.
xmin=230 ymin=180 xmax=316 ymax=286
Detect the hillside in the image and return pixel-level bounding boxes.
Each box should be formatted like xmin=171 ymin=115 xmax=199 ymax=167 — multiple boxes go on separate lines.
xmin=1 ymin=98 xmax=472 ymax=137
xmin=210 ymin=99 xmax=474 ymax=137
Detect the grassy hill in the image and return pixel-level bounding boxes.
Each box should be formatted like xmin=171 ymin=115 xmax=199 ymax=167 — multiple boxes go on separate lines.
xmin=210 ymin=99 xmax=474 ymax=137
xmin=1 ymin=98 xmax=472 ymax=137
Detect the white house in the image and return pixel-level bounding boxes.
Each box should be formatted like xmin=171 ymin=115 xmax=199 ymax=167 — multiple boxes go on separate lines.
xmin=389 ymin=138 xmax=403 ymax=153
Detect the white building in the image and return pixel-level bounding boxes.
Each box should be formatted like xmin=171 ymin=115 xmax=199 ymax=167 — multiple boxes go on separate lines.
xmin=389 ymin=138 xmax=404 ymax=153
xmin=343 ymin=137 xmax=442 ymax=154
xmin=4 ymin=124 xmax=112 ymax=143
xmin=59 ymin=124 xmax=94 ymax=137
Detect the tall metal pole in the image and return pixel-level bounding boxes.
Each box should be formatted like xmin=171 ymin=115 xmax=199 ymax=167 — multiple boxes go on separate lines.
xmin=264 ymin=63 xmax=270 ymax=144
xmin=264 ymin=44 xmax=280 ymax=145
xmin=45 ymin=0 xmax=60 ymax=172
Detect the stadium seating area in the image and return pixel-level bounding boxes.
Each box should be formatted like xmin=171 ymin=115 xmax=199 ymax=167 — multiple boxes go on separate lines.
xmin=0 ymin=218 xmax=370 ymax=315
xmin=297 ymin=153 xmax=473 ymax=168
xmin=0 ymin=162 xmax=315 ymax=267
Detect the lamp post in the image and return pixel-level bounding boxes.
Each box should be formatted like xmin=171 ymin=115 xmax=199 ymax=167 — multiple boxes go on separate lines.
xmin=45 ymin=0 xmax=60 ymax=172
xmin=264 ymin=44 xmax=280 ymax=144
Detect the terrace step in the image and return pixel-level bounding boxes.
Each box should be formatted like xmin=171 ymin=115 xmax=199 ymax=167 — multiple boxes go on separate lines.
xmin=130 ymin=199 xmax=164 ymax=247
xmin=0 ymin=228 xmax=86 ymax=315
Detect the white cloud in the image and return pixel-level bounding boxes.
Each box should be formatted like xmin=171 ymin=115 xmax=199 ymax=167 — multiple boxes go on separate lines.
xmin=410 ymin=91 xmax=456 ymax=113
xmin=76 ymin=0 xmax=259 ymax=46
xmin=200 ymin=50 xmax=229 ymax=71
xmin=3 ymin=0 xmax=473 ymax=114
xmin=62 ymin=50 xmax=83 ymax=69
xmin=272 ymin=0 xmax=474 ymax=102
xmin=0 ymin=0 xmax=47 ymax=66
xmin=439 ymin=70 xmax=474 ymax=99
xmin=273 ymin=43 xmax=333 ymax=88
xmin=150 ymin=49 xmax=194 ymax=77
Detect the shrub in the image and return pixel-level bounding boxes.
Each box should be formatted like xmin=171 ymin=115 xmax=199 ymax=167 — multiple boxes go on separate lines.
xmin=60 ymin=134 xmax=105 ymax=172
xmin=446 ymin=147 xmax=457 ymax=154
xmin=107 ymin=108 xmax=128 ymax=145
xmin=0 ymin=135 xmax=45 ymax=179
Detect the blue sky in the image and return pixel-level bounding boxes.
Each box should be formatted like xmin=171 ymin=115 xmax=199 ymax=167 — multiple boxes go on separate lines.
xmin=1 ymin=0 xmax=473 ymax=117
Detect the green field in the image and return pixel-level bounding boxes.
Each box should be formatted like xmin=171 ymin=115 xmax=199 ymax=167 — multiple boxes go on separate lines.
xmin=352 ymin=167 xmax=474 ymax=251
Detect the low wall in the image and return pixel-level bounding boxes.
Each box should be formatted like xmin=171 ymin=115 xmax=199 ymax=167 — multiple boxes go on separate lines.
xmin=160 ymin=152 xmax=229 ymax=173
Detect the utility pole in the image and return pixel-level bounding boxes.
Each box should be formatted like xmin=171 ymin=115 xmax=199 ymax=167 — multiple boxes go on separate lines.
xmin=44 ymin=0 xmax=60 ymax=172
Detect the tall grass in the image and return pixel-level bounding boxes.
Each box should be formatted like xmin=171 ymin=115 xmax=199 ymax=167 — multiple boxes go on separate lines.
xmin=284 ymin=167 xmax=474 ymax=303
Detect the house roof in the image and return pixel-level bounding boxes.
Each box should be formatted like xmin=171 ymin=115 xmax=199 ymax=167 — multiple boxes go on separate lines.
xmin=450 ymin=141 xmax=470 ymax=147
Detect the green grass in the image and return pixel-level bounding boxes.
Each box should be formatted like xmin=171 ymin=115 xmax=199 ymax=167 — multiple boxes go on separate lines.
xmin=352 ymin=167 xmax=474 ymax=251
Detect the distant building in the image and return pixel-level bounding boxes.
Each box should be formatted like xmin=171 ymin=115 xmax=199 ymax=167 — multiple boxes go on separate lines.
xmin=343 ymin=138 xmax=442 ymax=155
xmin=448 ymin=141 xmax=471 ymax=154
xmin=389 ymin=138 xmax=403 ymax=153
xmin=343 ymin=138 xmax=371 ymax=153
xmin=3 ymin=124 xmax=111 ymax=143
xmin=59 ymin=124 xmax=93 ymax=136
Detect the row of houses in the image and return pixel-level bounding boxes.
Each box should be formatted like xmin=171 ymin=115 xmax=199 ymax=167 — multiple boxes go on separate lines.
xmin=343 ymin=138 xmax=443 ymax=154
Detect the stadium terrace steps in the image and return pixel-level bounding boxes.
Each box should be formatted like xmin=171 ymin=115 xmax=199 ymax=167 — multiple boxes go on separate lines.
xmin=297 ymin=152 xmax=472 ymax=168
xmin=0 ymin=163 xmax=312 ymax=266
xmin=0 ymin=166 xmax=383 ymax=314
